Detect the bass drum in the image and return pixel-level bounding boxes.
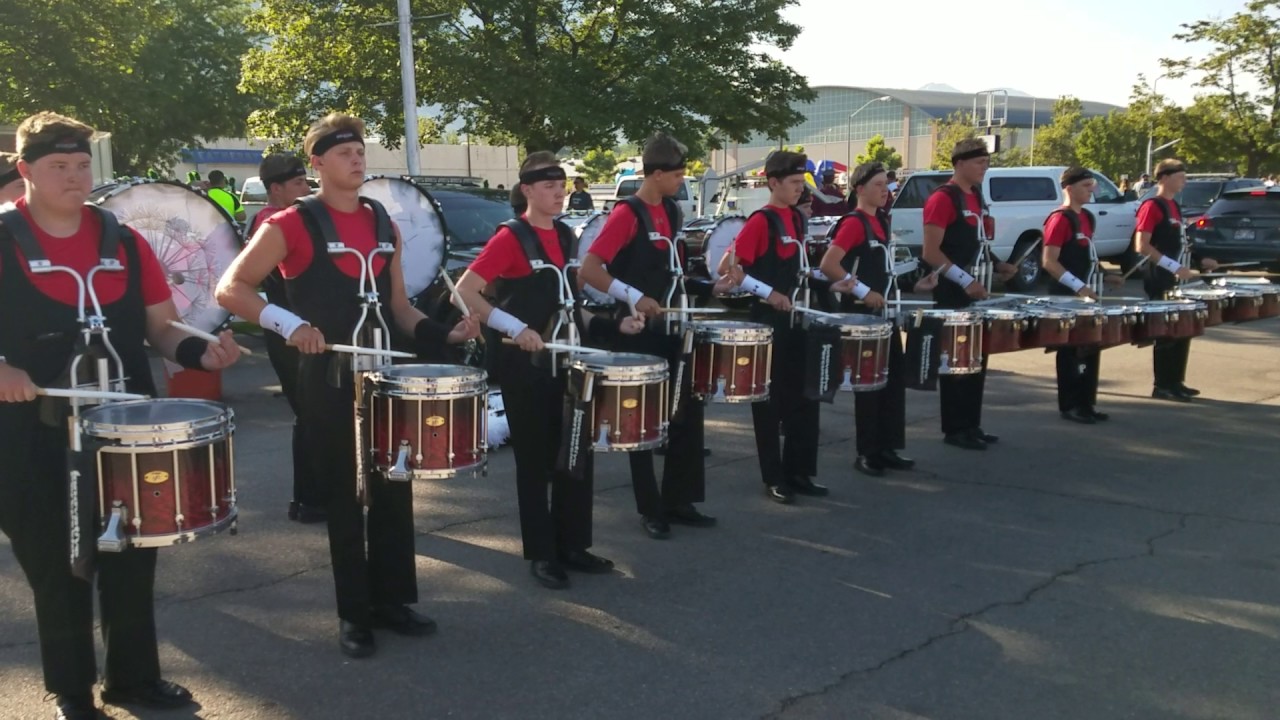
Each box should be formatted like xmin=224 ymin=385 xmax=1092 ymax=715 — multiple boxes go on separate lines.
xmin=571 ymin=211 xmax=615 ymax=307
xmin=95 ymin=180 xmax=242 ymax=333
xmin=359 ymin=176 xmax=448 ymax=303
xmin=702 ymin=215 xmax=748 ymax=283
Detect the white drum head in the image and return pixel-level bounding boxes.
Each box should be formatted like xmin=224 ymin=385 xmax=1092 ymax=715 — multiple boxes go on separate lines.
xmin=573 ymin=212 xmax=613 ymax=306
xmin=704 ymin=216 xmax=748 ymax=282
xmin=360 ymin=176 xmax=447 ymax=299
xmin=96 ymin=181 xmax=240 ymax=333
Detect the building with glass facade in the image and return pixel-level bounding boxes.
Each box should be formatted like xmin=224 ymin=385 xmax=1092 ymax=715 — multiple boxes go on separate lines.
xmin=707 ymin=86 xmax=1121 ymax=175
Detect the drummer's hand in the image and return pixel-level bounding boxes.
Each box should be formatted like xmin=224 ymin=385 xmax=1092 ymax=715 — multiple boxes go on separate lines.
xmin=1104 ymin=273 xmax=1125 ymax=288
xmin=635 ymin=296 xmax=662 ymax=318
xmin=288 ymin=325 xmax=327 ymax=354
xmin=713 ymin=275 xmax=738 ymax=295
xmin=766 ymin=291 xmax=793 ymax=311
xmin=1076 ymin=287 xmax=1099 ymax=301
xmin=726 ymin=264 xmax=746 ymax=286
xmin=965 ymin=281 xmax=989 ymax=300
xmin=447 ymin=315 xmax=481 ymax=344
xmin=619 ymin=316 xmax=645 ymax=335
xmin=914 ymin=271 xmax=940 ymax=292
xmin=995 ymin=262 xmax=1017 ymax=281
xmin=0 ymin=363 xmax=38 ymax=403
xmin=514 ymin=328 xmax=544 ymax=352
xmin=1200 ymin=257 xmax=1220 ymax=271
xmin=864 ymin=291 xmax=887 ymax=309
xmin=200 ymin=330 xmax=241 ymax=371
xmin=1175 ymin=266 xmax=1195 ymax=281
xmin=830 ymin=277 xmax=857 ymax=294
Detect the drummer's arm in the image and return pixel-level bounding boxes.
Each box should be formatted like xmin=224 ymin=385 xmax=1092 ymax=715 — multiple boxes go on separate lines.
xmin=1042 ymin=244 xmax=1067 ymax=280
xmin=819 ymin=245 xmax=849 ymax=286
xmin=387 ymin=227 xmax=478 ymax=346
xmin=216 ymin=223 xmax=288 ymax=327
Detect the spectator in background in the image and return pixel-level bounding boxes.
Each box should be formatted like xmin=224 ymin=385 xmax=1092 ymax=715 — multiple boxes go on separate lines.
xmin=206 ymin=169 xmax=246 ymax=222
xmin=883 ymin=170 xmax=899 ymax=211
xmin=1133 ymin=173 xmax=1151 ymax=194
xmin=810 ymin=169 xmax=848 ymax=217
xmin=567 ymin=177 xmax=594 ymax=211
xmin=0 ymin=152 xmax=25 ymax=204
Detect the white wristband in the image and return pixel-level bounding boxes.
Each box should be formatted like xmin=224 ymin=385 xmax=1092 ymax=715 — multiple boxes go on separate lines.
xmin=739 ymin=275 xmax=774 ymax=300
xmin=487 ymin=308 xmax=529 ymax=339
xmin=842 ymin=273 xmax=854 ymax=282
xmin=1156 ymin=255 xmax=1182 ymax=274
xmin=607 ymin=279 xmax=644 ymax=305
xmin=259 ymin=303 xmax=309 ymax=340
xmin=852 ymin=281 xmax=872 ymax=300
xmin=943 ymin=263 xmax=975 ymax=287
xmin=1060 ymin=272 xmax=1086 ymax=293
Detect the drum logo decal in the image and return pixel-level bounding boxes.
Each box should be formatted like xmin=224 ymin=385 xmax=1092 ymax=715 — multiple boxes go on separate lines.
xmin=861 ymin=350 xmax=873 ymax=358
xmin=622 ymin=399 xmax=639 ymax=409
xmin=736 ymin=357 xmax=751 ymax=366
xmin=957 ymin=335 xmax=968 ymax=343
xmin=425 ymin=416 xmax=446 ymax=427
xmin=144 ymin=471 xmax=170 ymax=485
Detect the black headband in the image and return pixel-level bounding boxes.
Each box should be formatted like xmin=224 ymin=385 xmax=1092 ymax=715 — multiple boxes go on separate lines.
xmin=310 ymin=129 xmax=364 ymax=157
xmin=0 ymin=167 xmax=20 ymax=187
xmin=519 ymin=165 xmax=567 ymax=185
xmin=767 ymin=164 xmax=808 ymax=179
xmin=263 ymin=162 xmax=307 ymax=188
xmin=1060 ymin=169 xmax=1093 ymax=188
xmin=852 ymin=164 xmax=886 ymax=188
xmin=20 ymin=136 xmax=93 ymax=162
xmin=642 ymin=160 xmax=686 ymax=175
xmin=1155 ymin=164 xmax=1186 ymax=180
xmin=951 ymin=147 xmax=990 ymax=164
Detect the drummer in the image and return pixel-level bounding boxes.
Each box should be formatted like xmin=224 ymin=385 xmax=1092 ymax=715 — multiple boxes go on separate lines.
xmin=718 ymin=150 xmax=827 ymax=503
xmin=457 ymin=152 xmax=642 ymax=588
xmin=216 ymin=113 xmax=479 ymax=659
xmin=1134 ymin=158 xmax=1219 ymax=402
xmin=821 ymin=161 xmax=915 ymax=476
xmin=0 ymin=111 xmax=241 ymax=719
xmin=249 ymin=153 xmax=327 ymax=523
xmin=0 ymin=151 xmax=25 ymax=204
xmin=579 ymin=132 xmax=715 ymax=539
xmin=1042 ymin=167 xmax=1118 ymax=424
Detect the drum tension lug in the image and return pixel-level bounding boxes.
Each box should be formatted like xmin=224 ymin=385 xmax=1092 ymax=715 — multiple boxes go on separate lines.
xmin=98 ymin=501 xmax=130 ymax=553
xmin=593 ymin=421 xmax=611 ymax=451
xmin=839 ymin=367 xmax=855 ymax=392
xmin=387 ymin=441 xmax=412 ymax=481
xmin=713 ymin=376 xmax=727 ymax=402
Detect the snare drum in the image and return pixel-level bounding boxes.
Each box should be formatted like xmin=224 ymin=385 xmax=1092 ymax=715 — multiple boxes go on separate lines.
xmin=369 ymin=365 xmax=488 ymax=480
xmin=82 ymin=399 xmax=236 ymax=548
xmin=1174 ymin=287 xmax=1230 ymax=327
xmin=1049 ymin=300 xmax=1104 ymax=346
xmin=917 ymin=310 xmax=984 ymax=375
xmin=1021 ymin=305 xmax=1075 ymax=349
xmin=690 ymin=321 xmax=774 ymax=402
xmin=1224 ymin=281 xmax=1280 ymax=318
xmin=1219 ymin=286 xmax=1264 ymax=322
xmin=1099 ymin=305 xmax=1139 ymax=346
xmin=1166 ymin=299 xmax=1208 ymax=338
xmin=572 ymin=353 xmax=669 ymax=451
xmin=981 ymin=309 xmax=1027 ymax=355
xmin=1133 ymin=301 xmax=1206 ymax=342
xmin=815 ymin=314 xmax=892 ymax=392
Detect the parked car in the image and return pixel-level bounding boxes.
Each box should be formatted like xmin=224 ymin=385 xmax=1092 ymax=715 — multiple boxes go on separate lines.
xmin=239 ymin=175 xmax=318 ymax=229
xmin=603 ymin=175 xmax=698 ymax=219
xmin=890 ymin=167 xmax=1136 ymax=290
xmin=1187 ymin=186 xmax=1280 ymax=270
xmin=1139 ymin=175 xmax=1266 ymax=225
xmin=429 ymin=186 xmax=515 ymax=270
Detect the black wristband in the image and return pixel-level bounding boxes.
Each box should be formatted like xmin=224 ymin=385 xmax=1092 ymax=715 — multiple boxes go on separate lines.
xmin=175 ymin=336 xmax=208 ymax=371
xmin=414 ymin=317 xmax=449 ymax=351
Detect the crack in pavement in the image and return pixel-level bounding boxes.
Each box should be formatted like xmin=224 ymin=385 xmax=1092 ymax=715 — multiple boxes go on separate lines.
xmin=759 ymin=514 xmax=1188 ymax=720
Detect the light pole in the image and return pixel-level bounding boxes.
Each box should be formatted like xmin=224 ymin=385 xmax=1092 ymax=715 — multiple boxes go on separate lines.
xmin=1145 ymin=73 xmax=1170 ymax=176
xmin=847 ymin=95 xmax=891 ymax=176
xmin=372 ymin=6 xmax=451 ymax=176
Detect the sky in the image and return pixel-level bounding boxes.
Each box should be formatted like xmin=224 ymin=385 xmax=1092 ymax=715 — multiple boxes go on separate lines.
xmin=773 ymin=0 xmax=1247 ymax=107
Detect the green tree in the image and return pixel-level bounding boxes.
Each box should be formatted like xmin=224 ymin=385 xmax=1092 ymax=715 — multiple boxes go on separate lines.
xmin=929 ymin=112 xmax=1023 ymax=169
xmin=418 ymin=117 xmax=443 ymax=146
xmin=854 ymin=134 xmax=903 ymax=171
xmin=0 ymin=0 xmax=257 ymax=174
xmin=1075 ymin=110 xmax=1149 ymax=180
xmin=1029 ymin=97 xmax=1085 ymax=167
xmin=576 ymin=149 xmax=620 ymax=184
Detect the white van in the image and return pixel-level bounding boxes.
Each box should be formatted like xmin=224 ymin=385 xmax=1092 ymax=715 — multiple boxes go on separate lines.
xmin=604 ymin=176 xmax=698 ymax=220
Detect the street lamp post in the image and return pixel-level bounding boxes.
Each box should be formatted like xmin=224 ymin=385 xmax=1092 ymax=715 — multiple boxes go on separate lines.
xmin=379 ymin=4 xmax=451 ymax=177
xmin=1145 ymin=74 xmax=1170 ymax=176
xmin=847 ymin=96 xmax=892 ymax=177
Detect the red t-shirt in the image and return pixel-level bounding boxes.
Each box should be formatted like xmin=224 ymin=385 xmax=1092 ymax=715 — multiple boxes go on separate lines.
xmin=248 ymin=204 xmax=285 ymax=238
xmin=730 ymin=205 xmax=801 ymax=265
xmin=923 ymin=183 xmax=995 ymax=238
xmin=267 ymin=202 xmax=389 ymax=280
xmin=1135 ymin=198 xmax=1181 ymax=234
xmin=586 ymin=200 xmax=674 ymax=263
xmin=1043 ymin=210 xmax=1094 ymax=248
xmin=468 ymin=219 xmax=565 ymax=282
xmin=2 ymin=198 xmax=171 ymax=307
xmin=832 ymin=210 xmax=886 ymax=253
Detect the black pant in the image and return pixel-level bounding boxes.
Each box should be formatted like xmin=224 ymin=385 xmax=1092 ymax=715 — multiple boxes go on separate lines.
xmin=750 ymin=314 xmax=820 ymax=485
xmin=297 ymin=356 xmax=418 ymax=626
xmin=497 ymin=348 xmax=594 ymax=561
xmin=1146 ymin=277 xmax=1191 ymax=389
xmin=1056 ymin=346 xmax=1101 ymax=412
xmin=854 ymin=325 xmax=906 ymax=457
xmin=613 ymin=330 xmax=706 ymax=517
xmin=265 ymin=332 xmax=327 ymax=508
xmin=938 ymin=355 xmax=987 ymax=435
xmin=0 ymin=423 xmax=160 ymax=696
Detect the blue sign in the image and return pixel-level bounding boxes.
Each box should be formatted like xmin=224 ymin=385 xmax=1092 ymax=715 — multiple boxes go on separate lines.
xmin=181 ymin=148 xmax=265 ymax=165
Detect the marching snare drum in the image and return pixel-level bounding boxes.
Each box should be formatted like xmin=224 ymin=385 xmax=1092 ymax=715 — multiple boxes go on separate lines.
xmin=1021 ymin=305 xmax=1075 ymax=349
xmin=1166 ymin=299 xmax=1208 ymax=338
xmin=1049 ymin=299 xmax=1104 ymax=346
xmin=813 ymin=313 xmax=892 ymax=392
xmin=1219 ymin=285 xmax=1264 ymax=323
xmin=572 ymin=353 xmax=669 ymax=452
xmin=980 ymin=308 xmax=1027 ymax=355
xmin=1223 ymin=280 xmax=1280 ymax=319
xmin=689 ymin=320 xmax=774 ymax=402
xmin=369 ymin=365 xmax=488 ymax=480
xmin=917 ymin=310 xmax=984 ymax=375
xmin=82 ymin=399 xmax=236 ymax=548
xmin=1174 ymin=287 xmax=1230 ymax=327
xmin=1099 ymin=305 xmax=1139 ymax=346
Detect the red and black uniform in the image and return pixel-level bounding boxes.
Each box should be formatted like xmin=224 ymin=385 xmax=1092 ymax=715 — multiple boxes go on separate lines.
xmin=268 ymin=196 xmax=446 ymax=628
xmin=1044 ymin=208 xmax=1101 ymax=414
xmin=471 ymin=217 xmax=617 ymax=561
xmin=923 ymin=183 xmax=991 ymax=436
xmin=831 ymin=208 xmax=907 ymax=459
xmin=588 ymin=196 xmax=706 ymax=520
xmin=1136 ymin=197 xmax=1191 ymax=390
xmin=733 ymin=205 xmax=820 ymax=486
xmin=811 ymin=183 xmax=848 ymax=217
xmin=0 ymin=199 xmax=171 ymax=699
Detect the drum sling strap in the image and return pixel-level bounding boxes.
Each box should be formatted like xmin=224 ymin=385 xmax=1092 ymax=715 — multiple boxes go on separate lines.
xmin=904 ymin=314 xmax=946 ymax=392
xmin=803 ymin=321 xmax=843 ymax=403
xmin=555 ymin=364 xmax=596 ymax=482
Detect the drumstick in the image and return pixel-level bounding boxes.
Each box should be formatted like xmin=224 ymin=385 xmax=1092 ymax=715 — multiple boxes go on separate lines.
xmin=1008 ymin=238 xmax=1042 ymax=271
xmin=38 ymin=387 xmax=148 ymax=401
xmin=1210 ymin=261 xmax=1263 ymax=269
xmin=167 ymin=320 xmax=253 ymax=356
xmin=659 ymin=306 xmax=729 ymax=314
xmin=326 ymin=344 xmax=416 ymax=359
xmin=501 ymin=339 xmax=609 ymax=354
xmin=792 ymin=305 xmax=840 ymax=320
xmin=1120 ymin=255 xmax=1151 ymax=281
xmin=438 ymin=268 xmax=471 ymax=317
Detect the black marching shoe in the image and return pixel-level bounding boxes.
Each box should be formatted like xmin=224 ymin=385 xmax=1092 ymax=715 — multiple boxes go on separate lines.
xmin=337 ymin=621 xmax=376 ymax=659
xmin=1085 ymin=407 xmax=1110 ymax=422
xmin=944 ymin=432 xmax=986 ymax=451
xmin=53 ymin=694 xmax=100 ymax=720
xmin=878 ymin=449 xmax=916 ymax=470
xmin=1177 ymin=383 xmax=1201 ymax=397
xmin=287 ymin=501 xmax=327 ymax=524
xmin=854 ymin=455 xmax=885 ymax=477
xmin=641 ymin=515 xmax=671 ymax=539
xmin=371 ymin=604 xmax=437 ymax=637
xmin=765 ymin=484 xmax=795 ymax=504
xmin=1060 ymin=408 xmax=1096 ymax=425
xmin=666 ymin=504 xmax=717 ymax=527
xmin=970 ymin=427 xmax=999 ymax=444
xmin=100 ymin=679 xmax=194 ymax=709
xmin=788 ymin=475 xmax=829 ymax=497
xmin=558 ymin=549 xmax=614 ymax=574
xmin=530 ymin=560 xmax=570 ymax=589
xmin=1152 ymin=386 xmax=1192 ymax=403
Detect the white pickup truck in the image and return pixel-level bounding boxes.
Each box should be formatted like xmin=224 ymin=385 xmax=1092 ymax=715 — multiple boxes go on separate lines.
xmin=889 ymin=167 xmax=1137 ymax=290
xmin=603 ymin=176 xmax=698 ymax=220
